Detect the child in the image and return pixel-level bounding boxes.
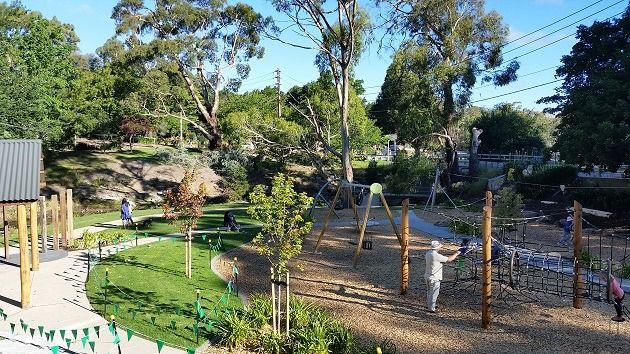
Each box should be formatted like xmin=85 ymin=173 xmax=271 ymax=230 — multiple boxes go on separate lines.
xmin=602 ymin=271 xmax=626 ymax=321
xmin=557 ymin=213 xmax=573 ymax=246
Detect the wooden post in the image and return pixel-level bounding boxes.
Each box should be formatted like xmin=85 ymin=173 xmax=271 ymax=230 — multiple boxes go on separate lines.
xmin=18 ymin=205 xmax=31 ymax=309
xmin=59 ymin=191 xmax=67 ymax=248
xmin=400 ymin=199 xmax=409 ymax=295
xmin=2 ymin=206 xmax=8 ymax=258
xmin=185 ymin=231 xmax=189 ymax=278
xmin=573 ymin=200 xmax=583 ymax=309
xmin=314 ymin=182 xmax=344 ymax=251
xmin=66 ymin=189 xmax=73 ymax=244
xmin=30 ymin=202 xmax=39 ymax=271
xmin=51 ymin=195 xmax=59 ymax=250
xmin=352 ymin=192 xmax=373 ymax=267
xmin=39 ymin=196 xmax=47 ymax=253
xmin=481 ymin=205 xmax=493 ymax=329
xmin=379 ymin=193 xmax=401 ymax=244
xmin=188 ymin=232 xmax=192 ymax=279
xmin=271 ymin=267 xmax=277 ymax=333
xmin=349 ymin=188 xmax=361 ymax=232
xmin=486 ymin=190 xmax=493 ymax=207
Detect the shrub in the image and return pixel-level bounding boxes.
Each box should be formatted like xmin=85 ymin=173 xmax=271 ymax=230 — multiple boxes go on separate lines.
xmin=155 ymin=148 xmax=210 ymax=169
xmin=448 ymin=220 xmax=479 ymax=236
xmin=384 ymin=154 xmax=435 ymax=194
xmin=614 ymin=264 xmax=630 ymax=278
xmin=516 ymin=165 xmax=578 ymax=199
xmin=209 ymin=149 xmax=251 ymax=202
xmin=216 ymin=309 xmax=255 ymax=349
xmin=567 ymin=186 xmax=630 ymax=213
xmin=494 ymin=187 xmax=524 ymax=219
xmin=71 ymin=229 xmax=129 ymax=250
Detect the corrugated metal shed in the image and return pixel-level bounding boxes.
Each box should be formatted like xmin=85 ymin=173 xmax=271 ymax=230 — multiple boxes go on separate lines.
xmin=0 ymin=139 xmax=42 ymax=204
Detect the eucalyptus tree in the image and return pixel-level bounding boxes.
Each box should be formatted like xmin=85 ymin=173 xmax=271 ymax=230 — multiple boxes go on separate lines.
xmin=377 ymin=0 xmax=518 ymax=185
xmin=269 ymin=0 xmax=372 ymax=182
xmin=111 ymin=0 xmax=272 ymax=149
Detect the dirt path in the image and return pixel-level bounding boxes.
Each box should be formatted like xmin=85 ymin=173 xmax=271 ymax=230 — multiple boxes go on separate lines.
xmin=214 ymin=209 xmax=630 ymax=354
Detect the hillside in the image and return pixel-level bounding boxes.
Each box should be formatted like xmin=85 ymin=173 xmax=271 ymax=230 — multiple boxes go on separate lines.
xmin=43 ymin=146 xmax=222 ymax=204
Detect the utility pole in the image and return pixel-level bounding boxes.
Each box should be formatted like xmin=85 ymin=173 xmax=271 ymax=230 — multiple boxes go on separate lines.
xmin=275 ymin=68 xmax=281 ymax=119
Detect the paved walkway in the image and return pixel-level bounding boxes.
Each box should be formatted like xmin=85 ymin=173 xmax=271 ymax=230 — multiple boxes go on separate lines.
xmin=0 ymin=216 xmax=185 ymax=354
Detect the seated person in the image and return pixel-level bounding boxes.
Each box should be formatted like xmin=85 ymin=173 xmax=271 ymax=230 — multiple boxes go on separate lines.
xmin=223 ymin=211 xmax=241 ymax=231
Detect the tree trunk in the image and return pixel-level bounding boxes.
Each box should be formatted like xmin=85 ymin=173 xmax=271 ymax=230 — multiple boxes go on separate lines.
xmin=177 ymin=60 xmax=221 ymax=149
xmin=339 ymin=67 xmax=353 ymax=183
xmin=469 ymin=127 xmax=483 ymax=176
xmin=441 ymin=82 xmax=458 ymax=187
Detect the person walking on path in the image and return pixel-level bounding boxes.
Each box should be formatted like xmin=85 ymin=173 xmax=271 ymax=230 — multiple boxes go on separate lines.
xmin=424 ymin=240 xmax=463 ymax=313
xmin=120 ymin=198 xmax=134 ymax=228
xmin=557 ymin=213 xmax=573 ymax=246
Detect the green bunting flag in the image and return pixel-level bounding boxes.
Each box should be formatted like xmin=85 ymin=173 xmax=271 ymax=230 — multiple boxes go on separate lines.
xmin=156 ymin=339 xmax=165 ymax=353
xmin=94 ymin=326 xmax=100 ymax=338
xmin=21 ymin=322 xmax=28 ymax=333
xmin=194 ymin=300 xmax=206 ymax=319
xmin=72 ymin=329 xmax=78 ymax=340
xmin=156 ymin=305 xmax=161 ymax=315
xmin=232 ymin=264 xmax=239 ymax=275
xmin=175 ymin=306 xmax=182 ymax=315
xmin=10 ymin=323 xmax=15 ymax=334
xmin=29 ymin=328 xmax=35 ymax=338
xmin=126 ymin=328 xmax=134 ymax=341
xmin=158 ymin=236 xmax=162 ymax=241
xmin=81 ymin=336 xmax=88 ymax=348
xmin=220 ymin=294 xmax=227 ymax=305
xmin=171 ymin=237 xmax=176 ymax=243
xmin=206 ymin=320 xmax=214 ymax=331
xmin=170 ymin=320 xmax=176 ymax=330
xmin=144 ymin=232 xmax=148 ymax=238
xmin=89 ymin=341 xmax=96 ymax=352
xmin=192 ymin=323 xmax=199 ymax=335
xmin=113 ymin=334 xmax=120 ymax=345
xmin=45 ymin=333 xmax=50 ymax=341
xmin=38 ymin=325 xmax=44 ymax=337
xmin=187 ymin=347 xmax=195 ymax=354
xmin=60 ymin=329 xmax=66 ymax=339
xmin=50 ymin=329 xmax=56 ymax=341
xmin=51 ymin=345 xmax=59 ymax=354
xmin=108 ymin=323 xmax=115 ymax=336
xmin=65 ymin=338 xmax=72 ymax=349
xmin=1 ymin=313 xmax=6 ymax=320
xmin=201 ymin=234 xmax=207 ymax=241
xmin=227 ymin=281 xmax=233 ymax=294
xmin=83 ymin=328 xmax=90 ymax=337
xmin=113 ymin=304 xmax=120 ymax=316
xmin=150 ymin=316 xmax=157 ymax=325
xmin=130 ymin=309 xmax=137 ymax=320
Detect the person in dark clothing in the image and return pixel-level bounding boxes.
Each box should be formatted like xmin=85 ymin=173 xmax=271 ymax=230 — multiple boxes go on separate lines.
xmin=223 ymin=211 xmax=240 ymax=231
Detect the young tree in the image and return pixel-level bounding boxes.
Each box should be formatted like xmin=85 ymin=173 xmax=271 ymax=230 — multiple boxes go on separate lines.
xmin=163 ymin=169 xmax=206 ymax=278
xmin=111 ymin=0 xmax=272 ymax=149
xmin=247 ymin=173 xmax=313 ymax=333
xmin=269 ymin=0 xmax=371 ymax=182
xmin=120 ymin=116 xmax=152 ymax=149
xmin=539 ymin=7 xmax=630 ymax=171
xmin=377 ymin=0 xmax=518 ymax=186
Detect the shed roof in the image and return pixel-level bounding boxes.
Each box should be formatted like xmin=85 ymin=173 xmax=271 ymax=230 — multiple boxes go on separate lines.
xmin=0 ymin=139 xmax=42 ymax=204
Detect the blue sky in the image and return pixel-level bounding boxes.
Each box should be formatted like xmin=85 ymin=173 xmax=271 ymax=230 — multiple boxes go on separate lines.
xmin=20 ymin=0 xmax=629 ymax=111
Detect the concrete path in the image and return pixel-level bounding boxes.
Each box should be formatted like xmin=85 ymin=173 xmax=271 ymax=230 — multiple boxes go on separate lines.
xmin=0 ymin=216 xmax=185 ymax=354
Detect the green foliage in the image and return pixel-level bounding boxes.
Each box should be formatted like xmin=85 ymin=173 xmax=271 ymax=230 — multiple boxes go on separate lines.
xmin=470 ymin=104 xmax=556 ymax=153
xmin=448 ymin=220 xmax=479 ymax=236
xmin=494 ymin=187 xmax=524 ymax=219
xmin=581 ymin=250 xmax=602 ymax=270
xmin=516 ymin=166 xmax=578 ymax=200
xmin=208 ymin=149 xmax=251 ymax=202
xmin=566 ymin=186 xmax=630 ymax=213
xmin=614 ymin=264 xmax=630 ymax=279
xmin=72 ymin=230 xmax=129 ymax=250
xmin=384 ymin=153 xmax=435 ymax=194
xmin=162 ymin=169 xmax=206 ymax=233
xmin=216 ymin=310 xmax=255 ymax=349
xmin=247 ymin=173 xmax=313 ymax=273
xmin=539 ymin=7 xmax=630 ymax=171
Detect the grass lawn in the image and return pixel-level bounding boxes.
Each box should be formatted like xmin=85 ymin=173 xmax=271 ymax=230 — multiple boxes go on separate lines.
xmin=85 ymin=208 xmax=260 ymax=349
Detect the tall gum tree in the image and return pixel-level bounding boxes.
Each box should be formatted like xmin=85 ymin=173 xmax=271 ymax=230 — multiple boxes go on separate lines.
xmin=378 ymin=0 xmax=518 ymax=186
xmin=111 ymin=0 xmax=272 ymax=149
xmin=269 ymin=0 xmax=371 ymax=182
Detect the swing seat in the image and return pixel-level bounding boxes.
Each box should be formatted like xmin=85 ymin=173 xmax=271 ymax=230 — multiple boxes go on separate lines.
xmin=362 ymin=240 xmax=373 ymax=250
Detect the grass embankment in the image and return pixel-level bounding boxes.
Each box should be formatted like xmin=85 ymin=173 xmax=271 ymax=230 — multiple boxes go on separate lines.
xmin=85 ymin=208 xmax=260 ymax=349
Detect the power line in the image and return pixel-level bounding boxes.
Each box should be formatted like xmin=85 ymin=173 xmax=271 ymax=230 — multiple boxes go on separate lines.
xmin=470 ymin=79 xmax=563 ymax=103
xmin=474 ymin=65 xmax=560 ymax=90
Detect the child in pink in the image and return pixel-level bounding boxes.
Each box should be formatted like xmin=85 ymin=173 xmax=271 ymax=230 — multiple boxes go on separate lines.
xmin=603 ymin=272 xmax=626 ymax=321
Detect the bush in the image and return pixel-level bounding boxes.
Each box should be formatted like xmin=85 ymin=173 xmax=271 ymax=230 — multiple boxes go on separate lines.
xmin=516 ymin=165 xmax=578 ymax=199
xmin=567 ymin=186 xmax=630 ymax=213
xmin=448 ymin=220 xmax=479 ymax=236
xmin=384 ymin=154 xmax=435 ymax=194
xmin=209 ymin=149 xmax=251 ymax=202
xmin=71 ymin=229 xmax=129 ymax=250
xmin=155 ymin=148 xmax=210 ymax=169
xmin=494 ymin=187 xmax=524 ymax=219
xmin=216 ymin=310 xmax=255 ymax=349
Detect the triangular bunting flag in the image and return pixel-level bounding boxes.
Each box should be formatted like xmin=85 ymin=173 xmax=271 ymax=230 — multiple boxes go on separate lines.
xmin=113 ymin=304 xmax=119 ymax=315
xmin=60 ymin=329 xmax=66 ymax=339
xmin=220 ymin=294 xmax=227 ymax=304
xmin=50 ymin=329 xmax=56 ymax=341
xmin=192 ymin=323 xmax=199 ymax=335
xmin=1 ymin=313 xmax=6 ymax=320
xmin=150 ymin=316 xmax=156 ymax=325
xmin=45 ymin=333 xmax=50 ymax=341
xmin=21 ymin=322 xmax=28 ymax=333
xmin=156 ymin=305 xmax=161 ymax=315
xmin=130 ymin=309 xmax=137 ymax=320
xmin=156 ymin=339 xmax=165 ymax=353
xmin=158 ymin=236 xmax=162 ymax=241
xmin=108 ymin=323 xmax=115 ymax=336
xmin=89 ymin=341 xmax=96 ymax=352
xmin=71 ymin=329 xmax=78 ymax=340
xmin=187 ymin=348 xmax=195 ymax=354
xmin=194 ymin=300 xmax=205 ymax=319
xmin=206 ymin=320 xmax=214 ymax=331
xmin=113 ymin=334 xmax=120 ymax=345
xmin=144 ymin=232 xmax=148 ymax=238
xmin=227 ymin=281 xmax=233 ymax=294
xmin=65 ymin=338 xmax=72 ymax=349
xmin=51 ymin=345 xmax=59 ymax=354
xmin=81 ymin=336 xmax=88 ymax=348
xmin=126 ymin=328 xmax=134 ymax=341
xmin=29 ymin=328 xmax=35 ymax=338
xmin=170 ymin=320 xmax=176 ymax=330
xmin=201 ymin=234 xmax=207 ymax=241
xmin=93 ymin=326 xmax=100 ymax=338
xmin=175 ymin=306 xmax=181 ymax=315
xmin=38 ymin=325 xmax=44 ymax=337
xmin=10 ymin=323 xmax=15 ymax=334
xmin=83 ymin=328 xmax=89 ymax=337
xmin=171 ymin=237 xmax=176 ymax=243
